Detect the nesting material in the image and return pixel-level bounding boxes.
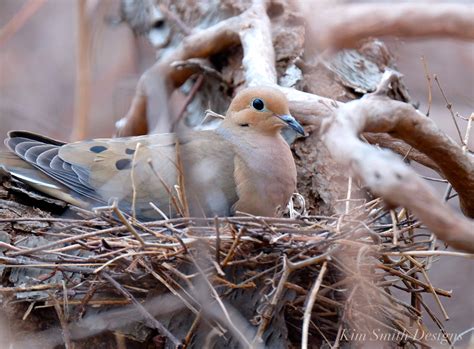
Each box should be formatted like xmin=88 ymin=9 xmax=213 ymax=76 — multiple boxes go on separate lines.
xmin=0 ymin=178 xmax=458 ymax=348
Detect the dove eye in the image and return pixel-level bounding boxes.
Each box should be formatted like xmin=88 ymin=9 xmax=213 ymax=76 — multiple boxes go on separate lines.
xmin=252 ymin=98 xmax=265 ymax=111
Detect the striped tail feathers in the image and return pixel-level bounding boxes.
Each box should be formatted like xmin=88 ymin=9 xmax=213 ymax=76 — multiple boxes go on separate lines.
xmin=1 ymin=132 xmax=91 ymax=209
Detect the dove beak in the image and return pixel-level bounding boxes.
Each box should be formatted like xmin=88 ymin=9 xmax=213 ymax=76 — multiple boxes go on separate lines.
xmin=277 ymin=114 xmax=305 ymax=136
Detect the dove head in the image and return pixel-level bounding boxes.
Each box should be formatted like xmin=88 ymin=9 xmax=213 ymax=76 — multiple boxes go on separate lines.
xmin=224 ymin=86 xmax=305 ymax=136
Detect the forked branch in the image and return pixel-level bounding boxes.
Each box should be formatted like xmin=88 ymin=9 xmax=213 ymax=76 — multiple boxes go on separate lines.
xmin=322 ymin=70 xmax=474 ymax=252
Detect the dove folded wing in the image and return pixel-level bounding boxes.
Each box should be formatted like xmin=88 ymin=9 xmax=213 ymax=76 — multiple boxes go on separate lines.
xmin=2 ymin=131 xmax=239 ymax=219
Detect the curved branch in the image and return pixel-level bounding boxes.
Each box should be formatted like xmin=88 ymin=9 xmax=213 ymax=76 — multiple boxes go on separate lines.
xmin=321 ymin=71 xmax=474 ymax=252
xmin=363 ymin=133 xmax=440 ymax=173
xmin=305 ymin=3 xmax=474 ymax=49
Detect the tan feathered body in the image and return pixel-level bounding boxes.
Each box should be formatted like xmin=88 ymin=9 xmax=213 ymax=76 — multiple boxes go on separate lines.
xmin=0 ymin=86 xmax=303 ymax=220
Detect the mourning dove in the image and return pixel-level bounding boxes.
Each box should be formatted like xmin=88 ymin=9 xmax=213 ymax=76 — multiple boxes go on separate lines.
xmin=0 ymin=86 xmax=304 ymax=220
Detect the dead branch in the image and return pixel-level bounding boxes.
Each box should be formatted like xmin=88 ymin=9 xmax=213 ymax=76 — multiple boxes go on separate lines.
xmin=0 ymin=0 xmax=46 ymax=47
xmin=322 ymin=70 xmax=474 ymax=252
xmin=363 ymin=133 xmax=440 ymax=172
xmin=71 ymin=0 xmax=92 ymax=141
xmin=304 ymin=3 xmax=474 ymax=49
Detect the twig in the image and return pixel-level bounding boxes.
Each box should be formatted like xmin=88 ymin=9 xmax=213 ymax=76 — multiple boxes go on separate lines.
xmin=420 ymin=56 xmax=432 ymax=117
xmin=433 ymin=74 xmax=464 ymax=144
xmin=171 ymin=74 xmax=204 ymax=131
xmin=130 ymin=142 xmax=142 ymax=221
xmin=406 ymin=255 xmax=449 ymax=321
xmin=302 ymin=261 xmax=328 ymax=349
xmin=221 ymin=227 xmax=246 ymax=267
xmin=0 ymin=0 xmax=46 ymax=47
xmin=252 ymin=255 xmax=292 ymax=345
xmin=101 ymin=272 xmax=182 ymax=347
xmin=214 ymin=216 xmax=221 ymax=266
xmin=111 ymin=204 xmax=147 ymax=247
xmin=71 ymin=0 xmax=92 ymax=141
xmin=51 ymin=293 xmax=73 ymax=349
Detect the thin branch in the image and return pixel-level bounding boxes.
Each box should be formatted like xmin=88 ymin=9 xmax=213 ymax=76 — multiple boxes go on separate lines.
xmin=0 ymin=0 xmax=46 ymax=47
xmin=302 ymin=261 xmax=328 ymax=349
xmin=101 ymin=272 xmax=182 ymax=347
xmin=71 ymin=0 xmax=92 ymax=141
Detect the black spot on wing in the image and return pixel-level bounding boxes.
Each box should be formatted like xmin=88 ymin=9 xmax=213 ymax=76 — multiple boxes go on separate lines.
xmin=115 ymin=158 xmax=132 ymax=170
xmin=90 ymin=145 xmax=107 ymax=153
xmin=125 ymin=148 xmax=135 ymax=155
xmin=5 ymin=133 xmax=104 ymax=204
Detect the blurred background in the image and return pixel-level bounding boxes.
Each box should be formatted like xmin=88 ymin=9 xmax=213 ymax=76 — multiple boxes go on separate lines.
xmin=0 ymin=0 xmax=473 ymax=346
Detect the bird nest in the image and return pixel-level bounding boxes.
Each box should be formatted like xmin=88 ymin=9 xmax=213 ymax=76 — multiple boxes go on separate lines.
xmin=0 ymin=175 xmax=456 ymax=348
xmin=0 ymin=175 xmax=453 ymax=348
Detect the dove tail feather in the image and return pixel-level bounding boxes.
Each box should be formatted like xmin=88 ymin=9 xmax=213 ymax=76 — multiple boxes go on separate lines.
xmin=6 ymin=130 xmax=65 ymax=147
xmin=2 ymin=131 xmax=103 ymax=207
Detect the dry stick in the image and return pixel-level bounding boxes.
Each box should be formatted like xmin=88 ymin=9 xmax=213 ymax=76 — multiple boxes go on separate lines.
xmin=171 ymin=74 xmax=204 ymax=131
xmin=148 ymin=160 xmax=185 ymax=217
xmin=253 ymin=249 xmax=334 ymax=344
xmin=302 ymin=261 xmax=328 ymax=349
xmin=433 ymin=74 xmax=464 ymax=145
xmin=221 ymin=227 xmax=246 ymax=267
xmin=101 ymin=272 xmax=182 ymax=347
xmin=174 ymin=141 xmax=190 ymax=217
xmin=214 ymin=217 xmax=221 ymax=266
xmin=183 ymin=312 xmax=202 ymax=349
xmin=0 ymin=0 xmax=46 ymax=46
xmin=187 ymin=253 xmax=252 ymax=348
xmin=390 ymin=210 xmax=399 ymax=246
xmin=345 ymin=176 xmax=353 ymax=214
xmin=252 ymin=256 xmax=292 ymax=346
xmin=376 ymin=264 xmax=451 ymax=297
xmin=462 ymin=113 xmax=473 ymax=154
xmin=384 ymin=250 xmax=474 ymax=259
xmin=8 ymin=225 xmax=128 ymax=257
xmin=50 ymin=293 xmax=73 ymax=349
xmin=420 ymin=56 xmax=433 ymax=117
xmin=405 ymin=255 xmax=449 ymax=321
xmin=414 ymin=290 xmax=453 ymax=346
xmin=0 ymin=283 xmax=62 ymax=293
xmin=111 ymin=204 xmax=147 ymax=247
xmin=139 ymin=260 xmax=200 ymax=315
xmin=71 ymin=0 xmax=91 ymax=141
xmin=130 ymin=142 xmax=142 ymax=221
